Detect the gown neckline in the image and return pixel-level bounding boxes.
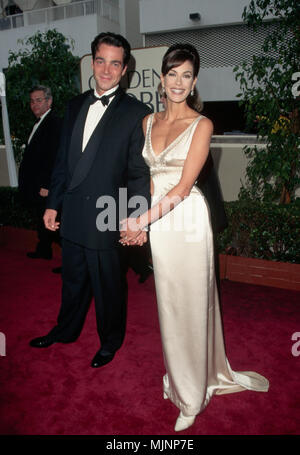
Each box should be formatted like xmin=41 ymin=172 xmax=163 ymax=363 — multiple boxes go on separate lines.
xmin=148 ymin=113 xmax=202 ymax=160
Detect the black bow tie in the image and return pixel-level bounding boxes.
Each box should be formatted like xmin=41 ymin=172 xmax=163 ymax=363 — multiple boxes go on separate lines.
xmin=90 ymin=90 xmax=117 ymax=106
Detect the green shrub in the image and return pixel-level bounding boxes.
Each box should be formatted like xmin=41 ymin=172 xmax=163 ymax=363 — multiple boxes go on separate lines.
xmin=0 ymin=187 xmax=37 ymax=230
xmin=217 ymin=199 xmax=300 ymax=264
xmin=233 ymin=0 xmax=300 ymax=204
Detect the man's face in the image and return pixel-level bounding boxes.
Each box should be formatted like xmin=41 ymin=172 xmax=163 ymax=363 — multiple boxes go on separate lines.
xmin=30 ymin=90 xmax=52 ymax=118
xmin=92 ymin=43 xmax=127 ymax=95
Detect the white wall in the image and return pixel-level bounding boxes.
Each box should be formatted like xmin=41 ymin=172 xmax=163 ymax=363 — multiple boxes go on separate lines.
xmin=0 ymin=15 xmax=98 ymax=70
xmin=0 ymin=2 xmax=144 ymax=70
xmin=140 ymin=0 xmax=250 ymax=34
xmin=139 ymin=0 xmax=256 ymax=102
xmin=1 ymin=0 xmax=139 ymax=70
xmin=120 ymin=0 xmax=143 ymax=48
xmin=197 ymin=67 xmax=240 ymax=102
xmin=211 ymin=141 xmax=250 ymax=201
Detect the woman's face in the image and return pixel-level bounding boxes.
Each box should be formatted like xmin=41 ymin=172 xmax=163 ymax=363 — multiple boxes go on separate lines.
xmin=161 ymin=60 xmax=197 ymax=104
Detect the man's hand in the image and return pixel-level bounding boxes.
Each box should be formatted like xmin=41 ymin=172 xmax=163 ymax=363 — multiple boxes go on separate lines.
xmin=120 ymin=230 xmax=148 ymax=247
xmin=128 ymin=230 xmax=147 ymax=246
xmin=43 ymin=209 xmax=59 ymax=231
xmin=119 ymin=217 xmax=147 ymax=246
xmin=135 ymin=230 xmax=148 ymax=246
xmin=120 ymin=217 xmax=141 ymax=242
xmin=39 ymin=188 xmax=49 ymax=197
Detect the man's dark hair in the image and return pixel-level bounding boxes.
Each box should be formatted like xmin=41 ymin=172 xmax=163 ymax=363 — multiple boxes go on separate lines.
xmin=91 ymin=32 xmax=131 ymax=67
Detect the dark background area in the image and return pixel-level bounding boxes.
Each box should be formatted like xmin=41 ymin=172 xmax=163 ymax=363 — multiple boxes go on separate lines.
xmin=202 ymin=101 xmax=255 ymax=135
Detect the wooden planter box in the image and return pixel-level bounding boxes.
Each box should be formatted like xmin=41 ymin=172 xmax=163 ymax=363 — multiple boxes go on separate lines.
xmin=1 ymin=226 xmax=299 ymax=291
xmin=219 ymin=254 xmax=300 ymax=291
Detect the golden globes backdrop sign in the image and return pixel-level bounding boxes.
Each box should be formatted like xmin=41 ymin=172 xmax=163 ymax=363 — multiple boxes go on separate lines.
xmin=80 ymin=46 xmax=168 ymax=112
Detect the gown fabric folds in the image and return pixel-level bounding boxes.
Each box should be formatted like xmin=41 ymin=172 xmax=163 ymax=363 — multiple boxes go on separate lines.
xmin=142 ymin=113 xmax=269 ymax=417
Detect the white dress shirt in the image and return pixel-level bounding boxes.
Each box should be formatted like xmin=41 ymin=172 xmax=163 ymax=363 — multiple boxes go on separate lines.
xmin=82 ymin=86 xmax=118 ymax=152
xmin=27 ymin=109 xmax=51 ymax=144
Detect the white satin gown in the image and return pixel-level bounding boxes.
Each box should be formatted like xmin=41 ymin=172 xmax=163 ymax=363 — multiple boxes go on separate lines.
xmin=142 ymin=113 xmax=269 ymax=417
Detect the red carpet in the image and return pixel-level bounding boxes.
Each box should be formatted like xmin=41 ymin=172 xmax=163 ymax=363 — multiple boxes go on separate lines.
xmin=0 ymin=245 xmax=299 ymax=436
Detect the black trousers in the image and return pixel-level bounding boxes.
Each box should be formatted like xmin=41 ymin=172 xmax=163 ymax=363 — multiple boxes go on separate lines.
xmin=49 ymin=239 xmax=127 ymax=353
xmin=119 ymin=241 xmax=152 ymax=276
xmin=35 ymin=196 xmax=58 ymax=254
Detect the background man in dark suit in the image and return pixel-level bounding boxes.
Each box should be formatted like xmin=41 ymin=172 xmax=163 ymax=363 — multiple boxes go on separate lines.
xmin=30 ymin=33 xmax=151 ymax=369
xmin=18 ymin=85 xmax=62 ymax=259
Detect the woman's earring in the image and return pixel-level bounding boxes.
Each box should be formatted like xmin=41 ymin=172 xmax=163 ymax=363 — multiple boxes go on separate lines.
xmin=190 ymin=89 xmax=194 ymax=96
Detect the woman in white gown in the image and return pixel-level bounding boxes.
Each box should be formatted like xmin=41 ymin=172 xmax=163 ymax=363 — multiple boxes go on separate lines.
xmin=120 ymin=44 xmax=269 ymax=432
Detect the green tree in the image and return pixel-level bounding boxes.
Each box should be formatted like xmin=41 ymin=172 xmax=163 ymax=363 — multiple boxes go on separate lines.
xmin=234 ymin=0 xmax=300 ymax=203
xmin=4 ymin=29 xmax=80 ymax=163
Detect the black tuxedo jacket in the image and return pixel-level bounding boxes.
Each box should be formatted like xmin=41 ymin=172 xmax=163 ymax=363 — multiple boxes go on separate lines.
xmin=47 ymin=89 xmax=151 ymax=251
xmin=196 ymin=152 xmax=228 ymax=234
xmin=18 ymin=110 xmax=62 ymax=204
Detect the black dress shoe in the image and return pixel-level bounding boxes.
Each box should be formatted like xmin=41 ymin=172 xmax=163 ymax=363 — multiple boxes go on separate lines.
xmin=27 ymin=251 xmax=52 ymax=260
xmin=91 ymin=350 xmax=115 ymax=368
xmin=29 ymin=335 xmax=56 ymax=348
xmin=52 ymin=266 xmax=62 ymax=274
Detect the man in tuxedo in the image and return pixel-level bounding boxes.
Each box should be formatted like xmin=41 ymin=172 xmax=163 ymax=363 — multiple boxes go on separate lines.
xmin=18 ymin=86 xmax=62 ymax=259
xmin=30 ymin=33 xmax=151 ymax=368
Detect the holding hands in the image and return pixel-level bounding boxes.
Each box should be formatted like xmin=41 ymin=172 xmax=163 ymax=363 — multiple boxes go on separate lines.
xmin=119 ymin=218 xmax=147 ymax=246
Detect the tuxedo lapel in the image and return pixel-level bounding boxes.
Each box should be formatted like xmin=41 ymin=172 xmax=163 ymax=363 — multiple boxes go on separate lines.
xmin=68 ymin=94 xmax=91 ymax=174
xmin=27 ymin=111 xmax=52 ymax=150
xmin=68 ymin=88 xmax=125 ymax=192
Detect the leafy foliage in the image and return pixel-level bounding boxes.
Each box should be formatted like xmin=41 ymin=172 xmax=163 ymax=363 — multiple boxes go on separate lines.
xmin=234 ymin=0 xmax=300 ymax=203
xmin=217 ymin=199 xmax=300 ymax=263
xmin=0 ymin=187 xmax=38 ymax=230
xmin=3 ymin=29 xmax=80 ymax=161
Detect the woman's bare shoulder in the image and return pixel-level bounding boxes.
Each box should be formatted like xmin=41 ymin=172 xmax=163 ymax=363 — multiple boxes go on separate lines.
xmin=142 ymin=113 xmax=153 ymax=133
xmin=196 ymin=115 xmax=214 ymax=133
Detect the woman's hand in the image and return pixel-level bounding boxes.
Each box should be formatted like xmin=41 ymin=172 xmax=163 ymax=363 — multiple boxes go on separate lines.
xmin=130 ymin=230 xmax=147 ymax=246
xmin=119 ymin=218 xmax=147 ymax=246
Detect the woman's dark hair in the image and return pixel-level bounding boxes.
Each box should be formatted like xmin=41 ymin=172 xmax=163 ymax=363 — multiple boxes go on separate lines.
xmin=161 ymin=43 xmax=203 ymax=112
xmin=91 ymin=32 xmax=131 ymax=67
xmin=162 ymin=43 xmax=200 ymax=77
